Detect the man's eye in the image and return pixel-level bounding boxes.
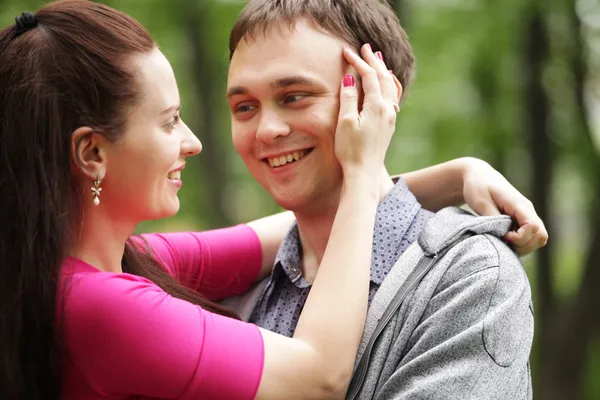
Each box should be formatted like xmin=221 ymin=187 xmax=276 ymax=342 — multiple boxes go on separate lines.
xmin=283 ymin=94 xmax=306 ymax=104
xmin=235 ymin=104 xmax=256 ymax=113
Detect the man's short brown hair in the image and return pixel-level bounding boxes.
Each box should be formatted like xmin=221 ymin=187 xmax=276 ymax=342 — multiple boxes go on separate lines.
xmin=229 ymin=0 xmax=415 ymax=95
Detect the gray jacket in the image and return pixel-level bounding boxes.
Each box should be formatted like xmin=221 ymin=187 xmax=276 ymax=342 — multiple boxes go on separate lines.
xmin=347 ymin=207 xmax=534 ymax=399
xmin=222 ymin=207 xmax=534 ymax=399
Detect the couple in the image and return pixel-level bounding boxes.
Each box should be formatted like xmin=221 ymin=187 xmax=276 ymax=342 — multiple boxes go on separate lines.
xmin=0 ymin=0 xmax=543 ymax=399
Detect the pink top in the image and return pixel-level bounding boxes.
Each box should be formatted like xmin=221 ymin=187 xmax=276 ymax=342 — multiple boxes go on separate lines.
xmin=59 ymin=224 xmax=265 ymax=400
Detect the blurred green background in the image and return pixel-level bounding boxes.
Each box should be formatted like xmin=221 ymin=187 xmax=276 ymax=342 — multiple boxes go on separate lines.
xmin=2 ymin=0 xmax=599 ymax=398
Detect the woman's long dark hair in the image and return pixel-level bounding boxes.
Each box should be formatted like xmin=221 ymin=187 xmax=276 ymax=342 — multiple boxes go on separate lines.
xmin=0 ymin=2 xmax=236 ymax=399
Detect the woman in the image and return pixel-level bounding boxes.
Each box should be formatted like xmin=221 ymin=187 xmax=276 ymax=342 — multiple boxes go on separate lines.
xmin=0 ymin=2 xmax=545 ymax=399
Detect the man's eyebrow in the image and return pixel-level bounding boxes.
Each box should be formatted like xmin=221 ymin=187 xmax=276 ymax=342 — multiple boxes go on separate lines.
xmin=159 ymin=105 xmax=180 ymax=116
xmin=271 ymin=76 xmax=322 ymax=89
xmin=226 ymin=86 xmax=248 ymax=99
xmin=226 ymin=76 xmax=323 ymax=99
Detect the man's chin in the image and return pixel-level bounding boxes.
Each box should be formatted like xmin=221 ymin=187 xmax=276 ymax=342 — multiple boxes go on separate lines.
xmin=272 ymin=193 xmax=337 ymax=216
xmin=272 ymin=196 xmax=308 ymax=213
xmin=267 ymin=187 xmax=316 ymax=212
xmin=265 ymin=181 xmax=343 ymax=214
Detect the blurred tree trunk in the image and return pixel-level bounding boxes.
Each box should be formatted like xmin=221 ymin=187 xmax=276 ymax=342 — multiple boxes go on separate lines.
xmin=545 ymin=1 xmax=600 ymax=398
xmin=471 ymin=51 xmax=507 ymax=174
xmin=549 ymin=1 xmax=600 ymax=397
xmin=523 ymin=5 xmax=555 ymax=393
xmin=530 ymin=0 xmax=600 ymax=398
xmin=182 ymin=1 xmax=232 ymax=227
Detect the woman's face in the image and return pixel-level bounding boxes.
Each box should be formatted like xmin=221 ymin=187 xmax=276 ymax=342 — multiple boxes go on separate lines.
xmin=100 ymin=48 xmax=201 ymax=223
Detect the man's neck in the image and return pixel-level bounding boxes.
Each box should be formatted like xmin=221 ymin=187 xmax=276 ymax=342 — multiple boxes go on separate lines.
xmin=295 ymin=208 xmax=337 ymax=283
xmin=295 ymin=170 xmax=395 ymax=283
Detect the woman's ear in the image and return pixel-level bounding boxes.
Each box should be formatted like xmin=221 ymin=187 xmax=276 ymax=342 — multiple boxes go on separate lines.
xmin=71 ymin=127 xmax=107 ymax=181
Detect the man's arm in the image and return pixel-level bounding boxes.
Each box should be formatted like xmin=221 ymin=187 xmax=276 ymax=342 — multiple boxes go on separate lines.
xmin=376 ymin=236 xmax=534 ymax=399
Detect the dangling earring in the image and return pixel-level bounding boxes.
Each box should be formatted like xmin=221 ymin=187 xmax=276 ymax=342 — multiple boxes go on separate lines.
xmin=91 ymin=173 xmax=102 ymax=206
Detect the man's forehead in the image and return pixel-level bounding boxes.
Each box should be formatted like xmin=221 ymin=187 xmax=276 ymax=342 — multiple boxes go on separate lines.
xmin=228 ymin=22 xmax=347 ymax=89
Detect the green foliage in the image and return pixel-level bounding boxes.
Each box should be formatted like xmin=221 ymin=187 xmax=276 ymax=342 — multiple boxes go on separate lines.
xmin=2 ymin=0 xmax=598 ymax=396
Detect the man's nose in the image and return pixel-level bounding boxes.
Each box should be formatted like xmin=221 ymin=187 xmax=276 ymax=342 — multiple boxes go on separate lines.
xmin=255 ymin=108 xmax=291 ymax=143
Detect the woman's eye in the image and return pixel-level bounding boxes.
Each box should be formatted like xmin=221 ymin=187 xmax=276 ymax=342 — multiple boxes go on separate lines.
xmin=165 ymin=114 xmax=181 ymax=132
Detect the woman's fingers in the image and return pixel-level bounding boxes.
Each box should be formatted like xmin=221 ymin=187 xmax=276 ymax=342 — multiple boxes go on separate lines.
xmin=342 ymin=46 xmax=384 ymax=107
xmin=335 ymin=47 xmax=398 ymax=174
xmin=337 ymin=73 xmax=359 ymax=134
xmin=504 ymin=221 xmax=548 ymax=256
xmin=359 ymin=45 xmax=398 ymax=107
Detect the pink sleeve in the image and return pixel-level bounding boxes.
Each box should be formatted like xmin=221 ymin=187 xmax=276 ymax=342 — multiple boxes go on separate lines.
xmin=64 ymin=273 xmax=264 ymax=400
xmin=137 ymin=224 xmax=262 ymax=301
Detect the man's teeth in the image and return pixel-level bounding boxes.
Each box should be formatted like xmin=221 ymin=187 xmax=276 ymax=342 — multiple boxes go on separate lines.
xmin=268 ymin=151 xmax=305 ymax=167
xmin=168 ymin=170 xmax=181 ymax=180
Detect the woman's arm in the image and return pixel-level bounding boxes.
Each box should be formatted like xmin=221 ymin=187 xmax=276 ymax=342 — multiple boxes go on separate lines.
xmin=71 ymin=176 xmax=378 ymax=400
xmin=258 ymin=176 xmax=379 ymax=399
xmin=248 ymin=158 xmax=547 ymax=277
xmin=246 ymin=210 xmax=295 ymax=280
xmin=402 ymin=157 xmax=548 ymax=255
xmin=255 ymin=45 xmax=396 ymax=399
xmin=147 ymin=157 xmax=546 ymax=300
xmin=138 ymin=227 xmax=264 ymax=301
xmin=401 ymin=160 xmax=465 ymax=211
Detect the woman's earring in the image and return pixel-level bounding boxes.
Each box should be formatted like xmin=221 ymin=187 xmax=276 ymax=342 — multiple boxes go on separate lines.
xmin=91 ymin=173 xmax=102 ymax=206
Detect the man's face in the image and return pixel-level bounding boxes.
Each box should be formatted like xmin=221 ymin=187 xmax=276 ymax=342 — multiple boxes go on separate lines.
xmin=227 ymin=20 xmax=349 ymax=213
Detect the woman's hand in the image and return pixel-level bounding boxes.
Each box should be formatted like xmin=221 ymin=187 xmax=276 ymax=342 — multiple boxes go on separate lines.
xmin=399 ymin=157 xmax=548 ymax=256
xmin=334 ymin=45 xmax=398 ymax=188
xmin=255 ymin=45 xmax=405 ymax=400
xmin=462 ymin=158 xmax=548 ymax=255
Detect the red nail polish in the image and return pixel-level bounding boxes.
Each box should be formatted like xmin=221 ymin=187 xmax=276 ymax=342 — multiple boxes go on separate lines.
xmin=365 ymin=43 xmax=372 ymax=51
xmin=376 ymin=51 xmax=384 ymax=61
xmin=343 ymin=74 xmax=355 ymax=88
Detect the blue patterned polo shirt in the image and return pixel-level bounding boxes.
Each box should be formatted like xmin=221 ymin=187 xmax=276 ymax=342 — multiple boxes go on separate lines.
xmin=250 ymin=178 xmax=433 ymax=337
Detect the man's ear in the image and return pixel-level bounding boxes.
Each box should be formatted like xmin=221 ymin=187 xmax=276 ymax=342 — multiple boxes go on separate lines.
xmin=71 ymin=127 xmax=108 ymax=181
xmin=391 ymin=74 xmax=403 ymax=104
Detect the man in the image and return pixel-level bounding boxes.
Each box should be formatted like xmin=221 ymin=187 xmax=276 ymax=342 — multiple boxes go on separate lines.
xmin=225 ymin=1 xmax=536 ymax=398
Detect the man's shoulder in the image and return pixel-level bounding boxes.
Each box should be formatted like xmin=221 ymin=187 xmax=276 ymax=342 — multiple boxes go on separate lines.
xmin=376 ymin=207 xmax=532 ymax=322
xmin=351 ymin=224 xmax=534 ymax=400
xmin=414 ymin=206 xmax=524 ymax=281
xmin=433 ymin=232 xmax=527 ymax=291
